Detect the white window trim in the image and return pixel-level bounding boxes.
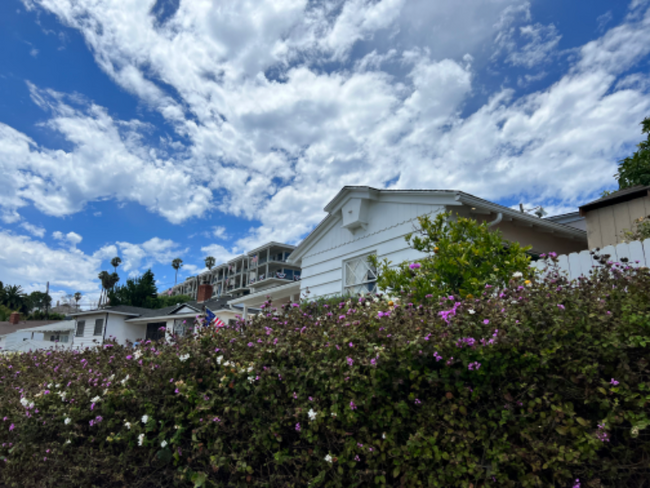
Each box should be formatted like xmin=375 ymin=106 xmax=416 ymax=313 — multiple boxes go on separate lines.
xmin=342 ymin=252 xmax=378 ymax=296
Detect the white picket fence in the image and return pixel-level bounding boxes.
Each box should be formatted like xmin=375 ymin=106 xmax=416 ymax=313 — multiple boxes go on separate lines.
xmin=530 ymin=239 xmax=650 ymax=281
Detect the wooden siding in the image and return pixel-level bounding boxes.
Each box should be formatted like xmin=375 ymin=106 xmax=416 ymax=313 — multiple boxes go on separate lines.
xmin=585 ymin=195 xmax=650 ymax=248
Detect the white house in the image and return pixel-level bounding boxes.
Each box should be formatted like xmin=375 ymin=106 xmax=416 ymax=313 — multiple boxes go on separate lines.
xmin=0 ymin=320 xmax=75 ymax=354
xmin=68 ymin=297 xmax=252 ymax=350
xmin=280 ymin=186 xmax=588 ymax=301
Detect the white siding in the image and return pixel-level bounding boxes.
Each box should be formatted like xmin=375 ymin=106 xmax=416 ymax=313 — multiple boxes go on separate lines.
xmin=107 ymin=316 xmax=146 ymax=345
xmin=301 ymin=202 xmax=443 ymax=298
xmin=72 ymin=313 xmax=109 ymax=350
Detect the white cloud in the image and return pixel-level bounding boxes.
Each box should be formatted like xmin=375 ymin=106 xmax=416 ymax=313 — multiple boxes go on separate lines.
xmin=115 ymin=237 xmax=186 ymax=273
xmin=212 ymin=226 xmax=229 ymax=239
xmin=3 ymin=0 xmax=649 ymax=259
xmin=53 ymin=230 xmax=82 ymax=248
xmin=19 ymin=222 xmax=46 ymax=238
xmin=200 ymin=243 xmax=239 ymax=265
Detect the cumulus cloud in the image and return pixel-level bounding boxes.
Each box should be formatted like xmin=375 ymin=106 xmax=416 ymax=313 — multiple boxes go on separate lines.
xmin=53 ymin=230 xmax=82 ymax=248
xmin=3 ymin=0 xmax=649 ymax=259
xmin=19 ymin=222 xmax=46 ymax=238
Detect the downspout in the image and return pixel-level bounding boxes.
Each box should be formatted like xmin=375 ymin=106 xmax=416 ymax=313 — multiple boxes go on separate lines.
xmin=488 ymin=212 xmax=503 ymax=227
xmin=102 ymin=312 xmax=109 ymax=346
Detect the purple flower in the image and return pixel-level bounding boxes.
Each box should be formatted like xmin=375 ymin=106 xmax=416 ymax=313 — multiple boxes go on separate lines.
xmin=572 ymin=479 xmax=581 ymax=488
xmin=8 ymin=424 xmax=14 ymax=431
xmin=350 ymin=401 xmax=357 ymax=410
xmin=295 ymin=423 xmax=301 ymax=432
xmin=557 ymin=304 xmax=565 ymax=310
xmin=247 ymin=342 xmax=254 ymax=347
xmin=483 ymin=319 xmax=489 ymax=325
xmin=409 ymin=262 xmax=421 ymax=270
xmin=433 ymin=352 xmax=442 ymax=362
xmin=126 ymin=355 xmax=133 ymax=360
xmin=414 ymin=398 xmax=421 ymax=405
xmin=468 ymin=362 xmax=481 ymax=371
xmin=610 ymin=378 xmax=619 ymax=386
xmin=354 ymin=455 xmax=361 ymax=461
xmin=291 ymin=303 xmax=299 ymax=307
xmin=347 ymin=357 xmax=354 ymax=366
xmin=349 ymin=342 xmax=354 ymax=348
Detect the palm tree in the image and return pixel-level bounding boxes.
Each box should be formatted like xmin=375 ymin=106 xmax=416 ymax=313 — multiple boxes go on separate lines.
xmin=205 ymin=256 xmax=216 ymax=271
xmin=106 ymin=273 xmax=120 ymax=306
xmin=74 ymin=292 xmax=82 ymax=311
xmin=111 ymin=257 xmax=122 ymax=274
xmin=172 ymin=258 xmax=183 ymax=285
xmin=98 ymin=271 xmax=111 ymax=307
xmin=4 ymin=285 xmax=29 ymax=314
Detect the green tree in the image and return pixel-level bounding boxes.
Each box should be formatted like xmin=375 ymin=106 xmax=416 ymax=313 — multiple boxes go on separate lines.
xmin=204 ymin=256 xmax=216 ymax=271
xmin=28 ymin=291 xmax=52 ymax=312
xmin=2 ymin=285 xmax=30 ymax=314
xmin=147 ymin=294 xmax=193 ymax=309
xmin=74 ymin=292 xmax=82 ymax=311
xmin=110 ymin=256 xmax=122 ymax=274
xmin=172 ymin=258 xmax=183 ymax=285
xmin=108 ymin=270 xmax=158 ymax=308
xmin=616 ymin=117 xmax=650 ymax=189
xmin=370 ymin=212 xmax=533 ymax=302
xmin=97 ymin=271 xmax=111 ymax=307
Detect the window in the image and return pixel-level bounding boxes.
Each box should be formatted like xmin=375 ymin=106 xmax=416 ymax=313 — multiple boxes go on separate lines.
xmin=93 ymin=318 xmax=104 ymax=336
xmin=145 ymin=322 xmax=166 ymax=341
xmin=76 ymin=320 xmax=86 ymax=337
xmin=344 ymin=253 xmax=377 ymax=295
xmin=173 ymin=318 xmax=193 ymax=338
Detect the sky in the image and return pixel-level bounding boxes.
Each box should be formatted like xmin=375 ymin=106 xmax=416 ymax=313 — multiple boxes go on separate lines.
xmin=1 ymin=0 xmax=650 ymax=309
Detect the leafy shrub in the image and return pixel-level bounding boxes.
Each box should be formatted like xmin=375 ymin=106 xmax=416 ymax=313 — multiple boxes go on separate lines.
xmin=0 ymin=256 xmax=649 ymax=487
xmin=26 ymin=311 xmax=67 ymax=321
xmin=371 ymin=212 xmax=533 ymax=302
xmin=616 ymin=117 xmax=650 ymax=189
xmin=620 ymin=215 xmax=650 ymax=243
xmin=0 ymin=304 xmax=12 ymax=322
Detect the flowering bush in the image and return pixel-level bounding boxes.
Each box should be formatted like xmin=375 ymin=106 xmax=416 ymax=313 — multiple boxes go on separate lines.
xmin=0 ymin=255 xmax=649 ymax=487
xmin=370 ymin=211 xmax=533 ymax=302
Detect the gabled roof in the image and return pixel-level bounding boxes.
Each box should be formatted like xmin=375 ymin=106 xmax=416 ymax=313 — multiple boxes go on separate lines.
xmin=288 ymin=186 xmax=587 ymax=264
xmin=579 ymin=186 xmax=650 ymax=215
xmin=69 ymin=305 xmax=154 ymax=317
xmin=0 ymin=320 xmax=64 ymax=336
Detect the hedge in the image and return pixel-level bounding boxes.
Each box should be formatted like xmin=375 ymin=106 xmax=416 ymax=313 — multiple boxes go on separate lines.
xmin=0 ymin=255 xmax=649 ymax=487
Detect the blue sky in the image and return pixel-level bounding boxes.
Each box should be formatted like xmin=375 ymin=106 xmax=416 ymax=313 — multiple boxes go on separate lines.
xmin=1 ymin=0 xmax=649 ymax=308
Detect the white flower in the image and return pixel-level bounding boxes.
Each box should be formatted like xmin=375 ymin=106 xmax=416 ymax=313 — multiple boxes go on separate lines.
xmin=179 ymin=353 xmax=190 ymax=362
xmin=64 ymin=418 xmax=71 ymax=425
xmin=29 ymin=402 xmax=34 ymax=409
xmin=65 ymin=439 xmax=71 ymax=445
xmin=141 ymin=415 xmax=149 ymax=424
xmin=468 ymin=309 xmax=476 ymax=315
xmin=331 ymin=412 xmax=337 ymax=418
xmin=108 ymin=375 xmax=115 ymax=381
xmin=247 ymin=376 xmax=255 ymax=383
xmin=120 ymin=375 xmax=130 ymax=385
xmin=91 ymin=396 xmax=101 ymax=403
xmin=247 ymin=366 xmax=254 ymax=373
xmin=216 ymin=355 xmax=223 ymax=365
xmin=55 ymin=384 xmax=61 ymax=389
xmin=134 ymin=350 xmax=143 ymax=360
xmin=20 ymin=397 xmax=29 ymax=407
xmin=160 ymin=440 xmax=168 ymax=448
xmin=224 ymin=361 xmax=232 ymax=367
xmin=382 ymin=433 xmax=386 ymax=439
xmin=47 ymin=383 xmax=53 ymax=388
xmin=59 ymin=392 xmax=67 ymax=401
xmin=308 ymin=409 xmax=317 ymax=421
xmin=512 ymin=271 xmax=523 ymax=279
xmin=137 ymin=433 xmax=145 ymax=446
xmin=324 ymin=454 xmax=333 ymax=463
xmin=103 ymin=389 xmax=108 ymax=396
xmin=323 ymin=332 xmax=328 ymax=337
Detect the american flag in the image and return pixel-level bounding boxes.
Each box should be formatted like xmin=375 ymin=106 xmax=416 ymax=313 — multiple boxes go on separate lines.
xmin=251 ymin=255 xmax=258 ymax=264
xmin=214 ymin=316 xmax=225 ymax=327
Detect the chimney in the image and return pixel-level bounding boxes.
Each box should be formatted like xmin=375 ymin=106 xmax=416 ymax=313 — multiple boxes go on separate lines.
xmin=197 ymin=284 xmax=213 ymax=303
xmin=9 ymin=312 xmax=21 ymax=325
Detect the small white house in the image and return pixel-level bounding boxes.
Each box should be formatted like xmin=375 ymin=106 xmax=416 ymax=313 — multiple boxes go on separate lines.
xmin=69 ymin=297 xmax=250 ymax=349
xmin=0 ymin=320 xmax=75 ymax=353
xmin=284 ymin=186 xmax=588 ymax=300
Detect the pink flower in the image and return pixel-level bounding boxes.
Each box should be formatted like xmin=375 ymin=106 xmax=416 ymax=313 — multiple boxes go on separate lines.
xmin=414 ymin=399 xmax=421 ymax=405
xmin=347 ymin=357 xmax=354 ymax=366
xmin=610 ymin=378 xmax=619 ymax=386
xmin=350 ymin=401 xmax=357 ymax=410
xmin=126 ymin=355 xmax=133 ymax=360
xmin=409 ymin=262 xmax=421 ymax=269
xmin=8 ymin=424 xmax=14 ymax=431
xmin=295 ymin=423 xmax=301 ymax=432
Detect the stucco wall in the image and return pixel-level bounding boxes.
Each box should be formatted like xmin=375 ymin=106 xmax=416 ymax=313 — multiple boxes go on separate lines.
xmin=585 ymin=195 xmax=650 ymax=249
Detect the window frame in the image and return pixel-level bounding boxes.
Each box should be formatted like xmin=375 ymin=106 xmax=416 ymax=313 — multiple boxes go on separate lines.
xmin=75 ymin=320 xmax=86 ymax=337
xmin=93 ymin=318 xmax=105 ymax=336
xmin=342 ymin=252 xmax=378 ymax=296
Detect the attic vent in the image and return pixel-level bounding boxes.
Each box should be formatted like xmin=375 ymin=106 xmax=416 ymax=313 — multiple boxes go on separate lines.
xmin=341 ymin=198 xmax=369 ymax=234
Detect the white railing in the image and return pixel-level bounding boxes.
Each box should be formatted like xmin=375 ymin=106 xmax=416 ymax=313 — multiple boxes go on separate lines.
xmin=531 ymin=239 xmax=650 ymax=281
